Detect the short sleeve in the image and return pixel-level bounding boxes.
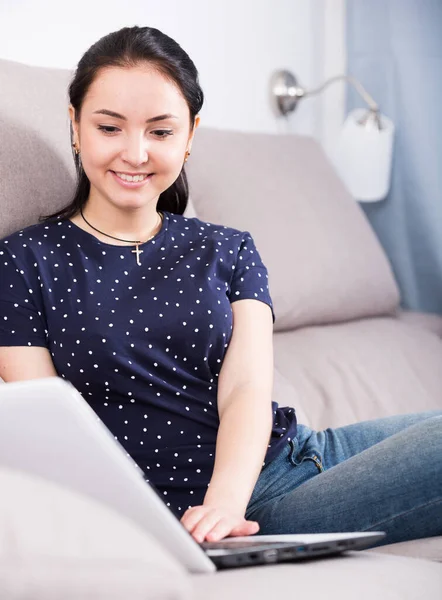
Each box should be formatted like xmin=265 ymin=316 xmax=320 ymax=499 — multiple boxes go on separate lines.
xmin=228 ymin=232 xmax=275 ymax=323
xmin=0 ymin=242 xmax=48 ymax=348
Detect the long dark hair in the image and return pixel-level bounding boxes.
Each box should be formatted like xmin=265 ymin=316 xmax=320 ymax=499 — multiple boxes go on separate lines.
xmin=41 ymin=26 xmax=204 ymax=222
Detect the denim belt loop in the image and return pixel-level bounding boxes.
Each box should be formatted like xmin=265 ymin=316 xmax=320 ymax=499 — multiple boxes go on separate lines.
xmin=288 ymin=436 xmax=325 ymax=473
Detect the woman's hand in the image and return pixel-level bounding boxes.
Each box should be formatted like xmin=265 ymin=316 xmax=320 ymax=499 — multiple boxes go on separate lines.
xmin=180 ymin=505 xmax=260 ymax=543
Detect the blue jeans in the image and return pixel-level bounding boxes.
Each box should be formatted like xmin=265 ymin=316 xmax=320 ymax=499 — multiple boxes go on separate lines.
xmin=245 ymin=411 xmax=442 ymax=547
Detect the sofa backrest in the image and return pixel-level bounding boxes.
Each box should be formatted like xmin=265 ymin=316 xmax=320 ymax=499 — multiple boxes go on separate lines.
xmin=0 ymin=59 xmax=76 ymax=238
xmin=185 ymin=127 xmax=400 ymax=330
xmin=0 ymin=58 xmax=400 ymax=332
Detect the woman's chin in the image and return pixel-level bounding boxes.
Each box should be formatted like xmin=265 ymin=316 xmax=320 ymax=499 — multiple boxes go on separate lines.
xmin=108 ymin=192 xmax=159 ymax=210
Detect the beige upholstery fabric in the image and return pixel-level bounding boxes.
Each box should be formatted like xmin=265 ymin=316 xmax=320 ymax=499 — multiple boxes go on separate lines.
xmin=192 ymin=552 xmax=442 ymax=600
xmin=0 ymin=466 xmax=191 ymax=600
xmin=272 ymin=367 xmax=311 ymax=427
xmin=0 ymin=59 xmax=76 ymax=239
xmin=273 ymin=318 xmax=442 ymax=430
xmin=186 ymin=127 xmax=400 ymax=331
xmin=397 ymin=309 xmax=442 ymax=338
xmin=366 ymin=537 xmax=442 ymax=562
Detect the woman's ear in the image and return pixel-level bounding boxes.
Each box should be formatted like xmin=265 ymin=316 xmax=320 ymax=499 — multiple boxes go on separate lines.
xmin=68 ymin=104 xmax=79 ymax=144
xmin=187 ymin=114 xmax=200 ymax=152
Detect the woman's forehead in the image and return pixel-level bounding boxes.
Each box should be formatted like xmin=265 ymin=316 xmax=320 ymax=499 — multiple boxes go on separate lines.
xmin=84 ymin=66 xmax=188 ymax=115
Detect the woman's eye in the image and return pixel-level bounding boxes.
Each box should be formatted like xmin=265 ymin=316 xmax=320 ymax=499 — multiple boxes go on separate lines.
xmin=97 ymin=126 xmax=172 ymax=139
xmin=97 ymin=125 xmax=119 ymax=135
xmin=153 ymin=130 xmax=173 ymax=139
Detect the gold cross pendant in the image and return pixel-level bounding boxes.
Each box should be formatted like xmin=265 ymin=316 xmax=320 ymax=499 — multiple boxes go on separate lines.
xmin=132 ymin=244 xmax=143 ymax=266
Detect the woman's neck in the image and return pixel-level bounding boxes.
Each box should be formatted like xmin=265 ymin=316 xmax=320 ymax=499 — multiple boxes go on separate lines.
xmin=73 ymin=198 xmax=162 ymax=244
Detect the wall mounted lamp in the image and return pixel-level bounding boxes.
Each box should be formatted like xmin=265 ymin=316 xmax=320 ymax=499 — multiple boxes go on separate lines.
xmin=270 ymin=71 xmax=395 ymax=202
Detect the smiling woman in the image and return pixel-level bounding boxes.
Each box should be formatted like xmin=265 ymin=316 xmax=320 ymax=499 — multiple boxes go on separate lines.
xmin=0 ymin=27 xmax=281 ymax=540
xmin=69 ymin=63 xmax=192 ymax=221
xmin=2 ymin=25 xmax=440 ymax=551
xmin=69 ymin=67 xmax=198 ymax=242
xmin=41 ymin=26 xmax=203 ymax=244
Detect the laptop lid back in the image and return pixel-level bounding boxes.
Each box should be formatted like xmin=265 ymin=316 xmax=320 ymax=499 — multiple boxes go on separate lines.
xmin=0 ymin=377 xmax=215 ymax=573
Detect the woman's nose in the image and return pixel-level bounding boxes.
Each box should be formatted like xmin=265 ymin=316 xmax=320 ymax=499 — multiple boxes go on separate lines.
xmin=122 ymin=136 xmax=149 ymax=166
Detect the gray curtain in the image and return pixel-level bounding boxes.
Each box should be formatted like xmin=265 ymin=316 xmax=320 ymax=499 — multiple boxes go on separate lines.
xmin=346 ymin=0 xmax=442 ymax=314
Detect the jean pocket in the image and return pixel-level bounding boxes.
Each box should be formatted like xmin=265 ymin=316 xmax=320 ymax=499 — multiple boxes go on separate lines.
xmin=246 ymin=440 xmax=324 ymax=520
xmin=288 ymin=438 xmax=325 ymax=473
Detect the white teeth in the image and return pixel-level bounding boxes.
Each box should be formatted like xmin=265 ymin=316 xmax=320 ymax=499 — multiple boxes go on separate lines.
xmin=115 ymin=172 xmax=149 ymax=182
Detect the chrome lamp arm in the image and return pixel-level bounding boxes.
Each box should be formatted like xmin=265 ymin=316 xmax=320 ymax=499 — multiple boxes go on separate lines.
xmin=271 ymin=71 xmax=380 ymax=122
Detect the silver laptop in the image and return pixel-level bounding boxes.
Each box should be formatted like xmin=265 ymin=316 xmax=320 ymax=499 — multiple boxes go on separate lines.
xmin=0 ymin=377 xmax=385 ymax=572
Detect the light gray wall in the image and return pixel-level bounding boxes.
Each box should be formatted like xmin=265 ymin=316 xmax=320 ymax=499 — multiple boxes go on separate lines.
xmin=0 ymin=0 xmax=345 ymax=140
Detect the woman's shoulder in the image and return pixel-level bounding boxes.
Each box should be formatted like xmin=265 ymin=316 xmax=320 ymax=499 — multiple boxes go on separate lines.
xmin=0 ymin=220 xmax=65 ymax=265
xmin=1 ymin=220 xmax=62 ymax=246
xmin=166 ymin=211 xmax=249 ymax=244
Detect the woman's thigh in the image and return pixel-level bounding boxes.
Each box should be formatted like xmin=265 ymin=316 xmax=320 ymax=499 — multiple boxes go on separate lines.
xmin=246 ymin=411 xmax=442 ymax=546
xmin=303 ymin=409 xmax=442 ymax=471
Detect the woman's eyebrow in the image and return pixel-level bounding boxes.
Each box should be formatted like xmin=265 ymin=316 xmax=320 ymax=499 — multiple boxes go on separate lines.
xmin=92 ymin=109 xmax=178 ymax=123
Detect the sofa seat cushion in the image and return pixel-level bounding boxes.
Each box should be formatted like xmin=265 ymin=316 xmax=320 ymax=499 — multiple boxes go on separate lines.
xmin=192 ymin=551 xmax=442 ymax=600
xmin=365 ymin=536 xmax=442 ymax=562
xmin=272 ymin=317 xmax=442 ymax=430
xmin=0 ymin=466 xmax=191 ymax=600
xmin=397 ymin=309 xmax=442 ymax=338
xmin=186 ymin=127 xmax=400 ymax=331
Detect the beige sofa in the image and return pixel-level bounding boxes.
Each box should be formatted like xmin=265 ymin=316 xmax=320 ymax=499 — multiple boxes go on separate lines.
xmin=1 ymin=58 xmax=441 ymax=598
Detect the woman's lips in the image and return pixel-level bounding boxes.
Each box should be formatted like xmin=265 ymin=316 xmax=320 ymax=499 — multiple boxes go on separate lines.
xmin=110 ymin=170 xmax=153 ymax=188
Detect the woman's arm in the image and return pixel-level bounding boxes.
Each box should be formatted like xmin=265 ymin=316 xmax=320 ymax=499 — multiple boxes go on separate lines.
xmin=204 ymin=299 xmax=274 ymax=512
xmin=181 ymin=298 xmax=274 ymax=541
xmin=0 ymin=347 xmax=58 ymax=382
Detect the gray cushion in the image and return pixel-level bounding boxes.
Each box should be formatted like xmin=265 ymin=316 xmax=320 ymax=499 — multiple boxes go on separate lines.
xmin=366 ymin=536 xmax=442 ymax=562
xmin=0 ymin=59 xmax=76 ymax=239
xmin=186 ymin=127 xmax=400 ymax=331
xmin=273 ymin=318 xmax=442 ymax=430
xmin=192 ymin=551 xmax=442 ymax=600
xmin=397 ymin=309 xmax=442 ymax=338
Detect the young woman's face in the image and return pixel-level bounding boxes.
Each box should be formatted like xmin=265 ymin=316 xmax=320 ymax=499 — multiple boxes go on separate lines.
xmin=69 ymin=65 xmax=199 ymax=211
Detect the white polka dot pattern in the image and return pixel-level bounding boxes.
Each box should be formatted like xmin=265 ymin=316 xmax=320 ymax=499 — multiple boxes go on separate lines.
xmin=0 ymin=212 xmax=297 ymax=516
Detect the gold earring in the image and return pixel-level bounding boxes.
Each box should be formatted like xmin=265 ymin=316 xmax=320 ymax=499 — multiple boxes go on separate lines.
xmin=184 ymin=150 xmax=191 ymax=162
xmin=72 ymin=142 xmax=80 ymax=155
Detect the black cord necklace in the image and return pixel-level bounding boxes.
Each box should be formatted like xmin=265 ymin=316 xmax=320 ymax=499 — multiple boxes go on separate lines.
xmin=79 ymin=207 xmax=162 ymax=266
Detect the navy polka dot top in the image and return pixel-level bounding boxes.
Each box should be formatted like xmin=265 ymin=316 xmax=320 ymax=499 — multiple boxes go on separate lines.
xmin=0 ymin=211 xmax=297 ymax=516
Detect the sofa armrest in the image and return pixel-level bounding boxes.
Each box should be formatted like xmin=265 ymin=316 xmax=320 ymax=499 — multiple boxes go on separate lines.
xmin=0 ymin=466 xmax=191 ymax=600
xmin=396 ymin=309 xmax=442 ymax=338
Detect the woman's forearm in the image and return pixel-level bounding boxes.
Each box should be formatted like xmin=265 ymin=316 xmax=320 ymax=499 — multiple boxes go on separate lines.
xmin=203 ymin=388 xmax=273 ymax=514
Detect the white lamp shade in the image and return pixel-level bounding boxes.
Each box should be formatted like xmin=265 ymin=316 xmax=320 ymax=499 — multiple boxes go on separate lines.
xmin=331 ymin=109 xmax=395 ymax=202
